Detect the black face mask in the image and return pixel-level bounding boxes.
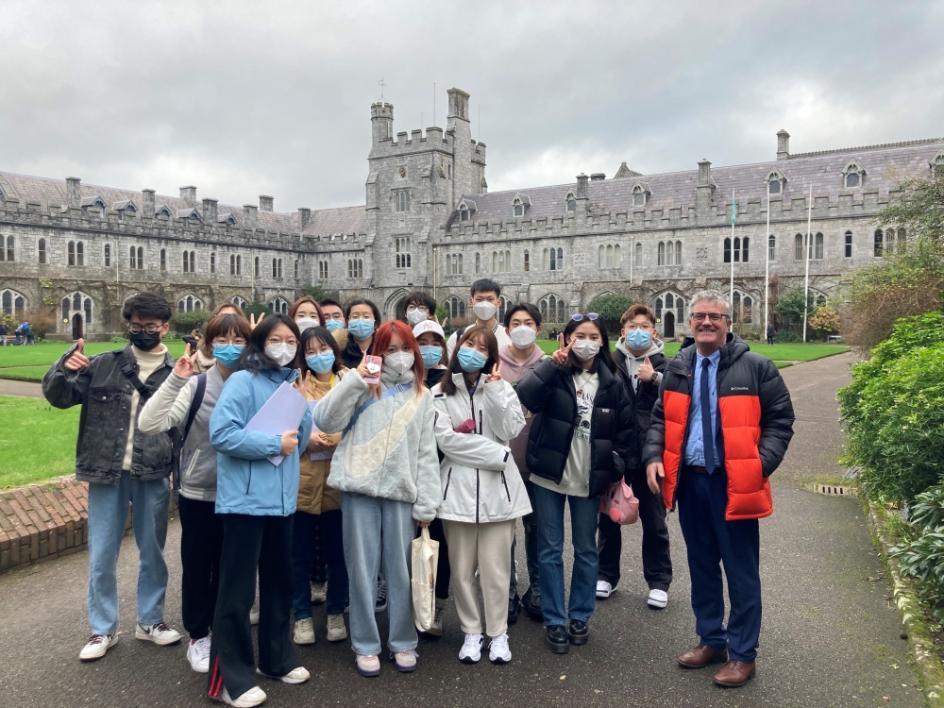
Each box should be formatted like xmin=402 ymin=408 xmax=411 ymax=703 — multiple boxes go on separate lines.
xmin=129 ymin=331 xmax=162 ymax=351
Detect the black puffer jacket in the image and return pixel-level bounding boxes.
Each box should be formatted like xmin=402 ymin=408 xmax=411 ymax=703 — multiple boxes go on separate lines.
xmin=613 ymin=346 xmax=667 ymax=476
xmin=516 ymin=358 xmax=636 ymax=497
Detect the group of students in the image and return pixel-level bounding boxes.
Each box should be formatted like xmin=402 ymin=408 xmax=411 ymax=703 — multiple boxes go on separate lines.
xmin=44 ymin=278 xmax=674 ymax=708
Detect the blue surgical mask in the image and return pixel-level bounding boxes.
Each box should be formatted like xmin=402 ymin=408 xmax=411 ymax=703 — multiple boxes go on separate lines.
xmin=306 ymin=351 xmax=335 ymax=374
xmin=325 ymin=319 xmax=344 ymax=332
xmin=420 ymin=344 xmax=443 ymax=368
xmin=626 ymin=329 xmax=652 ymax=351
xmin=211 ymin=343 xmax=244 ymax=368
xmin=457 ymin=346 xmax=487 ymax=373
xmin=348 ymin=318 xmax=375 ymax=340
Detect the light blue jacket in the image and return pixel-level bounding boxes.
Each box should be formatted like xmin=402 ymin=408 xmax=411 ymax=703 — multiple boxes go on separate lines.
xmin=210 ymin=367 xmax=312 ymax=516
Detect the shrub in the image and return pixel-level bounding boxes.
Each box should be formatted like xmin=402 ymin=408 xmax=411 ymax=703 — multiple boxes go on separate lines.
xmin=890 ymin=483 xmax=944 ymax=625
xmin=587 ymin=294 xmax=632 ymax=333
xmin=170 ymin=309 xmax=210 ymax=334
xmin=808 ymin=304 xmax=840 ymax=338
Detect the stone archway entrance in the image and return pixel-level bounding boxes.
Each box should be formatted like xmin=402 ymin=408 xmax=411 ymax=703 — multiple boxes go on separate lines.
xmin=71 ymin=313 xmax=84 ymax=340
xmin=664 ymin=311 xmax=675 ymax=339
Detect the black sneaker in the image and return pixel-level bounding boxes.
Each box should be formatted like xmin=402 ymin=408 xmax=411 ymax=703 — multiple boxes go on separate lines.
xmin=545 ymin=625 xmax=569 ymax=654
xmin=521 ymin=588 xmax=543 ymax=622
xmin=568 ymin=619 xmax=589 ymax=646
xmin=507 ymin=595 xmax=520 ymax=626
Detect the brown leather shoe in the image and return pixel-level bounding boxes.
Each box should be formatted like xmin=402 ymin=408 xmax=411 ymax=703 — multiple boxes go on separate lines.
xmin=712 ymin=660 xmax=756 ymax=687
xmin=677 ymin=644 xmax=728 ymax=669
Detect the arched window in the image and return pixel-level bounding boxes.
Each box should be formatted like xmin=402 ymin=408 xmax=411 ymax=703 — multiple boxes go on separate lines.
xmin=177 ymin=295 xmax=204 ymax=313
xmin=512 ymin=198 xmax=525 ymax=218
xmin=565 ymin=193 xmax=577 ymax=212
xmin=160 ymin=248 xmax=167 ymax=272
xmin=61 ymin=292 xmax=94 ymax=326
xmin=67 ymin=241 xmax=76 ymax=266
xmin=768 ymin=234 xmax=776 ymax=261
xmin=814 ymin=232 xmax=824 ymax=260
xmin=768 ymin=176 xmax=782 ymax=195
xmin=844 ymin=231 xmax=853 ymax=258
xmin=523 ymin=249 xmax=530 ymax=272
xmin=38 ymin=238 xmax=46 ymax=264
xmin=843 ymin=162 xmax=864 ymax=188
xmin=898 ymin=227 xmax=907 ymax=250
xmin=723 ymin=237 xmax=732 ymax=263
xmin=634 ymin=242 xmax=642 ymax=267
xmin=884 ymin=228 xmax=896 ymax=255
xmin=795 ymin=233 xmax=805 ymax=261
xmin=874 ymin=229 xmax=884 ymax=257
xmin=458 ymin=205 xmax=470 ymax=222
xmin=674 ymin=241 xmax=682 ymax=265
xmin=538 ymin=294 xmax=566 ymax=323
xmin=1 ymin=289 xmax=27 ymax=318
xmin=270 ymin=297 xmax=289 ymax=315
xmin=103 ymin=243 xmax=111 ymax=268
xmin=654 ymin=292 xmax=686 ymax=338
xmin=210 ymin=252 xmax=216 ymax=273
xmin=498 ymin=296 xmax=511 ymax=323
xmin=231 ymin=296 xmax=249 ymax=310
xmin=0 ymin=235 xmax=14 ymax=262
xmin=658 ymin=241 xmax=666 ymax=266
xmin=545 ymin=247 xmax=564 ymax=271
xmin=731 ymin=291 xmax=754 ymax=324
xmin=444 ymin=296 xmax=466 ymax=320
xmin=632 ymin=184 xmax=648 ymax=208
xmin=255 ymin=257 xmax=261 ymax=278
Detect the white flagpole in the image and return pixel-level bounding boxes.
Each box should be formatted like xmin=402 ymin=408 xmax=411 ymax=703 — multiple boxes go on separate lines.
xmin=729 ymin=189 xmax=736 ymax=311
xmin=802 ymin=183 xmax=813 ymax=342
xmin=764 ymin=184 xmax=770 ymax=339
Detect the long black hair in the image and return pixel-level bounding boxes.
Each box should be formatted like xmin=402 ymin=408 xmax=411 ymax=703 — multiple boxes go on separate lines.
xmin=300 ymin=325 xmax=343 ymax=375
xmin=562 ymin=316 xmax=614 ymax=372
xmin=240 ymin=313 xmax=302 ymax=372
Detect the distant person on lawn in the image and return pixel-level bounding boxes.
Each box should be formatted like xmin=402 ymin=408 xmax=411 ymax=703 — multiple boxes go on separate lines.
xmin=42 ymin=292 xmax=182 ymax=662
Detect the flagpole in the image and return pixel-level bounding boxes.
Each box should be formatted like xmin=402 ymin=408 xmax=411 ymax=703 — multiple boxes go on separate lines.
xmin=729 ymin=189 xmax=736 ymax=312
xmin=802 ymin=183 xmax=813 ymax=342
xmin=764 ymin=184 xmax=770 ymax=340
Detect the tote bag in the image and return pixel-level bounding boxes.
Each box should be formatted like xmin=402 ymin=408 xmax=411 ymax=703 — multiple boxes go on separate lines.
xmin=411 ymin=527 xmax=440 ymax=632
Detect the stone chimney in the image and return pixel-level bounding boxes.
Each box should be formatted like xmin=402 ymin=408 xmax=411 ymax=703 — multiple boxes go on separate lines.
xmin=180 ymin=185 xmax=197 ymax=205
xmin=590 ymin=173 xmax=606 ymax=182
xmin=202 ymin=198 xmax=218 ymax=224
xmin=576 ymin=173 xmax=589 ymax=198
xmin=777 ymin=129 xmax=791 ymax=160
xmin=298 ymin=207 xmax=311 ymax=230
xmin=142 ymin=189 xmax=155 ymax=216
xmin=243 ymin=204 xmax=258 ymax=228
xmin=259 ymin=195 xmax=274 ymax=212
xmin=696 ymin=159 xmax=714 ymax=212
xmin=66 ymin=177 xmax=81 ymax=208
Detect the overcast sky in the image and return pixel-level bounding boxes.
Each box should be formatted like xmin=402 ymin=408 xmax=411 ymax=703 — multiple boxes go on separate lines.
xmin=2 ymin=1 xmax=942 ymax=211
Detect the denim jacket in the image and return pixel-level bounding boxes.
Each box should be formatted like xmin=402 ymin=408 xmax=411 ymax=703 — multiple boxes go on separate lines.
xmin=42 ymin=345 xmax=175 ymax=485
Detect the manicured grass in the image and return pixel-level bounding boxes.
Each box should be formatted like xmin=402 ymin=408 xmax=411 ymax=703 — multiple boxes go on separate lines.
xmin=0 ymin=396 xmax=80 ymax=488
xmin=0 ymin=341 xmax=187 ymax=382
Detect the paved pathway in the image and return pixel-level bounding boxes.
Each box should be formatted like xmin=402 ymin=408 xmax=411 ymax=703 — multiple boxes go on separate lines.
xmin=0 ymin=352 xmax=924 ymax=706
xmin=0 ymin=379 xmax=43 ymax=397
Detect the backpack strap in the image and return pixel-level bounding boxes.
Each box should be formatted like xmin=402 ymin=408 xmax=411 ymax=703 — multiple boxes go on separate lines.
xmin=184 ymin=373 xmax=207 ymax=440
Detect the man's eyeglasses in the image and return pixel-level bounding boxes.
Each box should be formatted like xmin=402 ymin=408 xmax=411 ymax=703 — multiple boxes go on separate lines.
xmin=689 ymin=312 xmax=728 ymax=322
xmin=128 ymin=324 xmax=163 ymax=334
xmin=571 ymin=312 xmax=600 ymax=322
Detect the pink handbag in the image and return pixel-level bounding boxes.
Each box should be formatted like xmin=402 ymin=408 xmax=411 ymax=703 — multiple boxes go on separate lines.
xmin=600 ymin=479 xmax=640 ymax=525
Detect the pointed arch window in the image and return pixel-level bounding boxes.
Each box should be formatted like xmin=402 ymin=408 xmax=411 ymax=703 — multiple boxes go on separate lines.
xmin=874 ymin=229 xmax=884 ymax=257
xmin=512 ymin=197 xmax=525 ymax=218
xmin=444 ymin=296 xmax=466 ymax=320
xmin=177 ymin=295 xmax=204 ymax=313
xmin=565 ymin=193 xmax=577 ymax=212
xmin=634 ymin=242 xmax=642 ymax=267
xmin=632 ymin=183 xmax=648 ymax=208
xmin=38 ymin=238 xmax=47 ymax=264
xmin=538 ymin=294 xmax=566 ymax=323
xmin=843 ymin=162 xmax=864 ymax=188
xmin=270 ymin=297 xmax=289 ymax=315
xmin=844 ymin=231 xmax=853 ymax=258
xmin=458 ymin=204 xmax=470 ymax=222
xmin=768 ymin=234 xmax=776 ymax=261
xmin=766 ymin=170 xmax=785 ymax=195
xmin=1 ymin=288 xmax=28 ymax=318
xmin=523 ymin=249 xmax=530 ymax=272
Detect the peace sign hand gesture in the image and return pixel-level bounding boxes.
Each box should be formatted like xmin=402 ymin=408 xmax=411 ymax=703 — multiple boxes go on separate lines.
xmin=485 ymin=361 xmax=502 ymax=383
xmin=249 ymin=312 xmax=262 ymax=331
xmin=551 ymin=333 xmax=572 ymax=366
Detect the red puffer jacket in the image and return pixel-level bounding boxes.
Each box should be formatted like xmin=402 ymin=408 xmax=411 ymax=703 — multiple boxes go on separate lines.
xmin=643 ymin=334 xmax=795 ymax=521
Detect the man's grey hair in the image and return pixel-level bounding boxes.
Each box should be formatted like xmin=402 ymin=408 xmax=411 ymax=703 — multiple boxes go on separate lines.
xmin=689 ymin=290 xmax=730 ymax=315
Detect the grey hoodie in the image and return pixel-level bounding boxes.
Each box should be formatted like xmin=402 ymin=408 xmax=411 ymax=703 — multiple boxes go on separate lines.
xmin=615 ymin=336 xmax=665 ymax=391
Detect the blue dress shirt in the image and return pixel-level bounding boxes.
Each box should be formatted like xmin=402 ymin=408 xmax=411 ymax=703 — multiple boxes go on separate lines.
xmin=684 ymin=349 xmax=722 ymax=469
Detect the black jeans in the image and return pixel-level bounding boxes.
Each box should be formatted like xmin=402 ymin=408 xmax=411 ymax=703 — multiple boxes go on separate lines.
xmin=208 ymin=514 xmax=299 ymax=701
xmin=597 ymin=467 xmax=672 ymax=591
xmin=178 ymin=496 xmax=223 ymax=640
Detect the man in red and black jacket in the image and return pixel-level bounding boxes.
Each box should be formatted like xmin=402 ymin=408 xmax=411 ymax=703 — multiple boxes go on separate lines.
xmin=643 ymin=291 xmax=794 ymax=688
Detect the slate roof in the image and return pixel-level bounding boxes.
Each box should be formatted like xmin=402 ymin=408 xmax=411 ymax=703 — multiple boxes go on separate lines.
xmin=0 ymin=171 xmax=367 ymax=237
xmin=453 ymin=138 xmax=944 ymax=225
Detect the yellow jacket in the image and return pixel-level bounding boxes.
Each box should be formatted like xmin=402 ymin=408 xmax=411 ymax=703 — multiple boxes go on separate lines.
xmin=297 ymin=372 xmax=343 ymax=514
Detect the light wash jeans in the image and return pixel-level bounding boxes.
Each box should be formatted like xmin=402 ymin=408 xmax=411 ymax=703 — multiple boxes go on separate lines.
xmin=86 ymin=472 xmax=169 ymax=635
xmin=532 ymin=484 xmax=599 ymax=627
xmin=341 ymin=492 xmax=416 ymax=656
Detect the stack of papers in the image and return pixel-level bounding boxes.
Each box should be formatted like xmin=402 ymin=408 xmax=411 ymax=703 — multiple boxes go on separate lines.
xmin=245 ymin=381 xmax=308 ymax=466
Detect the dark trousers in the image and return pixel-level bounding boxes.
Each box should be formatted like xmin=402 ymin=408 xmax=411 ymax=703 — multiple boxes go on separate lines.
xmin=677 ymin=470 xmax=761 ymax=662
xmin=597 ymin=467 xmax=672 ymax=590
xmin=208 ymin=514 xmax=300 ymax=701
xmin=309 ymin=517 xmax=327 ymax=585
xmin=178 ymin=496 xmax=223 ymax=640
xmin=292 ymin=510 xmax=349 ymax=617
xmin=426 ymin=518 xmax=452 ymax=600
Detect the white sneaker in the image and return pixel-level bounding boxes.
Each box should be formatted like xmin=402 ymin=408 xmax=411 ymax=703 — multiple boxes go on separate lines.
xmin=258 ymin=665 xmax=310 ymax=685
xmin=326 ymin=614 xmax=347 ymax=642
xmin=79 ymin=633 xmax=119 ymax=661
xmin=595 ymin=580 xmax=614 ymax=599
xmin=375 ymin=577 xmax=387 ymax=613
xmin=293 ymin=618 xmax=315 ymax=645
xmin=219 ymin=686 xmax=266 ymax=707
xmin=310 ymin=581 xmax=327 ymax=605
xmin=187 ymin=635 xmax=212 ymax=673
xmin=135 ymin=622 xmax=182 ymax=646
xmin=458 ymin=633 xmax=484 ymax=664
xmin=647 ymin=588 xmax=669 ymax=609
xmin=425 ymin=599 xmax=446 ymax=637
xmin=488 ymin=633 xmax=512 ymax=664
xmin=249 ymin=608 xmax=260 ymax=626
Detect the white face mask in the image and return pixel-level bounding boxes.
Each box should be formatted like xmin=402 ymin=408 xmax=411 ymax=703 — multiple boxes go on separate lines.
xmin=473 ymin=300 xmax=498 ymax=322
xmin=406 ymin=307 xmax=428 ymax=326
xmin=384 ymin=351 xmax=415 ymax=375
xmin=265 ymin=343 xmax=297 ymax=366
xmin=510 ymin=325 xmax=537 ymax=349
xmin=295 ymin=317 xmax=320 ymax=333
xmin=571 ymin=339 xmax=601 ymax=361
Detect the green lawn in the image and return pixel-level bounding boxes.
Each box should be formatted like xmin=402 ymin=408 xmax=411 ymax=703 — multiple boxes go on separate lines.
xmin=0 ymin=341 xmax=187 ymax=382
xmin=0 ymin=396 xmax=80 ymax=488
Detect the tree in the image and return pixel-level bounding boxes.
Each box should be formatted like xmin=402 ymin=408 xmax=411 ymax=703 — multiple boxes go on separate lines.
xmin=587 ymin=293 xmax=632 ymax=332
xmin=808 ymin=304 xmax=840 ymax=338
xmin=301 ymin=285 xmax=334 ymax=303
xmin=774 ymin=288 xmax=819 ymax=339
xmin=841 ymin=174 xmax=944 ymax=347
xmin=170 ymin=309 xmax=210 ymax=334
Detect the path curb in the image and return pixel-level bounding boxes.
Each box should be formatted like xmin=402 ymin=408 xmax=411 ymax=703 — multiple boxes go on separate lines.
xmin=866 ymin=501 xmax=944 ymax=707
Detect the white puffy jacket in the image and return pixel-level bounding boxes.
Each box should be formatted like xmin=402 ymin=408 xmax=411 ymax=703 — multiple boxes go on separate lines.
xmin=432 ymin=373 xmax=532 ymax=523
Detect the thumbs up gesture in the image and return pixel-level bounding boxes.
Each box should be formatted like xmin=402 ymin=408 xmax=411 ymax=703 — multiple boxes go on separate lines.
xmin=174 ymin=342 xmax=195 ymax=378
xmin=63 ymin=338 xmax=90 ymax=372
xmin=637 ymin=356 xmax=656 ymax=383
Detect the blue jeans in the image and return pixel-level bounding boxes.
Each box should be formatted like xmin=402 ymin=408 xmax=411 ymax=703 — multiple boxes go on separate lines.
xmin=86 ymin=472 xmax=169 ymax=635
xmin=532 ymin=484 xmax=599 ymax=627
xmin=292 ymin=509 xmax=349 ymax=619
xmin=341 ymin=492 xmax=416 ymax=656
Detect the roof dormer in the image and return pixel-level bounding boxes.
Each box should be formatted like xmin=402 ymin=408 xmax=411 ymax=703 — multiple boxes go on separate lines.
xmin=512 ymin=193 xmax=530 ymax=218
xmin=457 ymin=198 xmax=476 ymax=223
xmin=842 ymin=161 xmax=865 ymax=188
xmin=766 ymin=169 xmax=786 ymax=195
xmin=631 ymin=182 xmax=650 ymax=208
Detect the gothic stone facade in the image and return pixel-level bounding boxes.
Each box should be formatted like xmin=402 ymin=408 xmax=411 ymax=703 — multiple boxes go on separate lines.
xmin=2 ymin=87 xmax=943 ymax=339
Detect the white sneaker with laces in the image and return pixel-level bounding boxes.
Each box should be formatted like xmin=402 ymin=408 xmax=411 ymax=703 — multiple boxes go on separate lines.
xmin=79 ymin=633 xmax=119 ymax=661
xmin=293 ymin=617 xmax=315 ymax=645
xmin=187 ymin=635 xmax=212 ymax=673
xmin=458 ymin=633 xmax=484 ymax=664
xmin=595 ymin=580 xmax=614 ymax=599
xmin=310 ymin=581 xmax=327 ymax=605
xmin=326 ymin=614 xmax=347 ymax=642
xmin=375 ymin=577 xmax=388 ymax=613
xmin=647 ymin=588 xmax=669 ymax=609
xmin=488 ymin=633 xmax=512 ymax=664
xmin=219 ymin=686 xmax=266 ymax=707
xmin=257 ymin=665 xmax=310 ymax=684
xmin=135 ymin=622 xmax=181 ymax=646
